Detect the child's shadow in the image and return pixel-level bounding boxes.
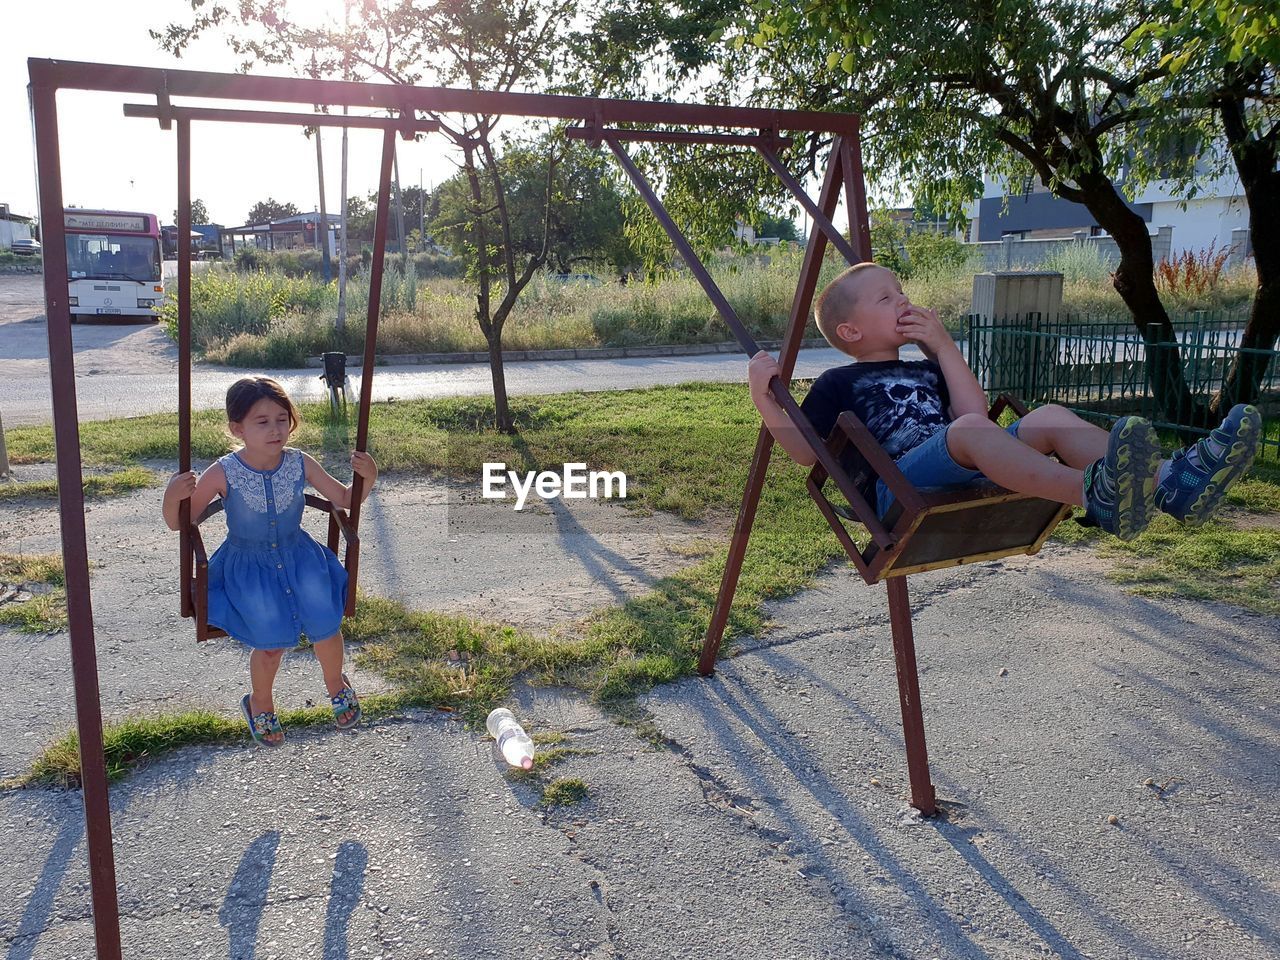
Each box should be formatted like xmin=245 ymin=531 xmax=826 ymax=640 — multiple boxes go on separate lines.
xmin=219 ymin=832 xmax=368 ymax=960
xmin=323 ymin=841 xmax=368 ymax=960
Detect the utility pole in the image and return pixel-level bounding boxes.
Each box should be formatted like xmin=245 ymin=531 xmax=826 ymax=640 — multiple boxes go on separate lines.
xmin=419 ymin=168 xmax=426 ymax=251
xmin=391 ymin=133 xmax=406 ymax=266
xmin=335 ymin=0 xmax=351 ymax=333
xmin=315 ymin=124 xmax=332 ymax=283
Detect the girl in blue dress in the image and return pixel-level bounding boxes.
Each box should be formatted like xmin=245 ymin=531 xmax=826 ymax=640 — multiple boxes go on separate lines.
xmin=162 ymin=377 xmax=378 ymax=746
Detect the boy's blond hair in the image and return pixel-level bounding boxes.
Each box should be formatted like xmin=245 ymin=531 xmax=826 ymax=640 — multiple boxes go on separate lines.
xmin=814 ymin=262 xmax=886 ymax=348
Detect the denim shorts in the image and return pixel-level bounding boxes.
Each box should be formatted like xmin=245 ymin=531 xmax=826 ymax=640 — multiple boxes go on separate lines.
xmin=875 ymin=419 xmax=1022 ymax=517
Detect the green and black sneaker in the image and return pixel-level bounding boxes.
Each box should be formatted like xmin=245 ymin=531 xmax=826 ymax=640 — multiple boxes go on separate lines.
xmin=1082 ymin=416 xmax=1163 ymax=541
xmin=1155 ymin=403 xmax=1262 ymax=527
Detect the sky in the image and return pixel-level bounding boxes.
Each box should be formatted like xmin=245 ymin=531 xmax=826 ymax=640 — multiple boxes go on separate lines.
xmin=2 ymin=1 xmax=468 ymax=228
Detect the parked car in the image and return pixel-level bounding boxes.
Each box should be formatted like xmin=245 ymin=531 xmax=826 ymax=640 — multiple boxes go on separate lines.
xmin=10 ymin=238 xmax=42 ymax=256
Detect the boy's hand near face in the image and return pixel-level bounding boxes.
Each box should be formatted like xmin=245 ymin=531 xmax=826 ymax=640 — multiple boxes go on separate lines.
xmin=895 ymin=305 xmax=953 ymax=357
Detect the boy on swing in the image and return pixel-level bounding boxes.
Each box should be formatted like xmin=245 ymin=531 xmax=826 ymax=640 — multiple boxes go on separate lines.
xmin=749 ymin=263 xmax=1261 ymax=540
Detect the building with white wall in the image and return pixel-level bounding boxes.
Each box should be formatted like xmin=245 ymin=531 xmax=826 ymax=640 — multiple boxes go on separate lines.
xmin=0 ymin=204 xmax=36 ymax=249
xmin=966 ymin=161 xmax=1249 ymax=259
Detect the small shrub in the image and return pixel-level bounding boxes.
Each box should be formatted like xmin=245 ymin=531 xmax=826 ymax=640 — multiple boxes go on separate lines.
xmin=870 ymin=214 xmax=910 ymax=277
xmin=1042 ymin=242 xmax=1114 ymax=284
xmin=413 ymin=251 xmax=465 ymax=278
xmin=903 ymin=231 xmax=977 ymax=278
xmin=1157 ymin=243 xmax=1230 ymax=301
xmin=232 ymin=247 xmax=260 ymax=272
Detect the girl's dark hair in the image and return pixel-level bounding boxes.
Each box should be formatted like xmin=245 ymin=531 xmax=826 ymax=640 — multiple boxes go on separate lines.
xmin=225 ymin=377 xmax=300 ymax=434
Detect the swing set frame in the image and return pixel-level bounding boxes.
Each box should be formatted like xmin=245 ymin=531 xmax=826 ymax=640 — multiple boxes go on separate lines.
xmin=28 ymin=58 xmax=1065 ymax=960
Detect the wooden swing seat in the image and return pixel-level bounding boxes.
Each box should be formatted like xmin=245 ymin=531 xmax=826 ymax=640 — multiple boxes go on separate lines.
xmin=185 ymin=494 xmax=359 ymax=643
xmin=806 ymin=394 xmax=1071 ymax=585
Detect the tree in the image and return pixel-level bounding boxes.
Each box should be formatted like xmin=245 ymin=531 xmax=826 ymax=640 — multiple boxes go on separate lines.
xmin=343 ymin=195 xmax=376 ymax=242
xmin=756 ymin=212 xmax=798 ymax=242
xmin=598 ymin=0 xmax=1264 ymax=425
xmin=433 ymin=135 xmax=637 ymax=276
xmin=155 ymin=0 xmax=591 ymax=433
xmin=244 ymin=198 xmax=299 ymax=225
xmin=398 ymin=185 xmax=439 ymax=249
xmin=1129 ymin=0 xmax=1280 ymax=412
xmin=174 ymin=197 xmax=210 ymax=224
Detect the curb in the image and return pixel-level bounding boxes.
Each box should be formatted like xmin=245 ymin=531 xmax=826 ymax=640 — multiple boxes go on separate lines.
xmin=305 ymin=337 xmax=834 ymax=368
xmin=0 ymin=265 xmax=43 ymax=275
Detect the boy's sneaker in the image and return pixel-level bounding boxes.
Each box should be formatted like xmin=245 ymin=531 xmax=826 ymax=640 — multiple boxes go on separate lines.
xmin=1155 ymin=403 xmax=1262 ymax=527
xmin=1082 ymin=416 xmax=1163 ymax=541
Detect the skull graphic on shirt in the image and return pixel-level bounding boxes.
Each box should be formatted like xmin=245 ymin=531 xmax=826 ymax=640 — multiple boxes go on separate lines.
xmin=862 ymin=375 xmax=947 ymax=457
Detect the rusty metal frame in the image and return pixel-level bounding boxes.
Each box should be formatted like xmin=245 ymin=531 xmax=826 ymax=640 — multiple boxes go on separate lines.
xmin=25 ymin=56 xmax=949 ymax=959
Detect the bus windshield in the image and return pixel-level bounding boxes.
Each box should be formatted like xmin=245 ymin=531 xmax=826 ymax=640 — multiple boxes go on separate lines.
xmin=66 ymin=233 xmax=161 ymax=283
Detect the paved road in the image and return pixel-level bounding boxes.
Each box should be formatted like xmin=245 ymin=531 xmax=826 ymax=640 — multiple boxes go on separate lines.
xmin=0 ymin=274 xmax=909 ymax=427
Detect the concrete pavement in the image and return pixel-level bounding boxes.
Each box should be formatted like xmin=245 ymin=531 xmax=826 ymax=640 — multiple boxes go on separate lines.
xmin=4 ymin=536 xmax=1276 ymax=959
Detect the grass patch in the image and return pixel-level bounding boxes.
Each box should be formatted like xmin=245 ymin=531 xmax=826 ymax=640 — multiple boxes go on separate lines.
xmin=0 ymin=467 xmax=155 ymax=502
xmin=508 ymin=745 xmax=599 ymax=782
xmin=0 ymin=553 xmax=65 ymax=586
xmin=9 ymin=384 xmax=1278 ymax=786
xmin=1102 ymin=517 xmax=1280 ymax=615
xmin=5 ymin=691 xmax=426 ymax=789
xmin=539 ymin=776 xmax=589 ymax=807
xmin=0 ymin=552 xmax=67 ymax=634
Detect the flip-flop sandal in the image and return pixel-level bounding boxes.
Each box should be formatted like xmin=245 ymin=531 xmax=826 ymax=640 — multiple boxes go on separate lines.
xmin=331 ymin=673 xmax=362 ymax=731
xmin=240 ymin=693 xmax=284 ymax=747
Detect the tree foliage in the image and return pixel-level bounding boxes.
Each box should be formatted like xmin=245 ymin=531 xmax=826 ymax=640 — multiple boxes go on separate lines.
xmin=594 ymin=0 xmax=1276 ymax=418
xmin=433 ymin=137 xmax=636 ymax=275
xmin=174 ymin=198 xmax=211 ymax=224
xmin=244 ymin=198 xmax=299 ymax=226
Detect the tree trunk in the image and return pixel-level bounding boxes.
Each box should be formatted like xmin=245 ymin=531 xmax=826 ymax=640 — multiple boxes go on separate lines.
xmin=1076 ymin=171 xmax=1204 ymax=428
xmin=1215 ymin=82 xmax=1280 ymax=414
xmin=459 ymin=142 xmax=512 ymax=433
xmin=487 ymin=331 xmax=513 ymax=433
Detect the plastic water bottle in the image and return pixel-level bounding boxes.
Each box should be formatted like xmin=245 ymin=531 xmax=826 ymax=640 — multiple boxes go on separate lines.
xmin=486 ymin=708 xmax=535 ymax=770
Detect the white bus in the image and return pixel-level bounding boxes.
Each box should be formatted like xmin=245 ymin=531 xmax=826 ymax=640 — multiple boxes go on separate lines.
xmin=64 ymin=209 xmax=165 ymax=320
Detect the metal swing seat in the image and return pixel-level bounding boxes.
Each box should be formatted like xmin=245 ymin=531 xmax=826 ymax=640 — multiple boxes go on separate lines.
xmin=169 ymin=110 xmax=439 ymax=642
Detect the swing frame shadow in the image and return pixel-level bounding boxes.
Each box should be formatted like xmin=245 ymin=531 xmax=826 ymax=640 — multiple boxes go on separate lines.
xmin=27 ymin=57 xmax=872 ymax=960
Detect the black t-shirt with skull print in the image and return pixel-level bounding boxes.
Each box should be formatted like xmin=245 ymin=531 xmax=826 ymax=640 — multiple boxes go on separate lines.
xmin=799 ymin=359 xmax=952 ymax=505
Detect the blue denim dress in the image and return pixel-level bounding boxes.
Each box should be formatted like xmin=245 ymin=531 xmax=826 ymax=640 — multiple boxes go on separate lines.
xmin=207 ymin=449 xmax=348 ymax=650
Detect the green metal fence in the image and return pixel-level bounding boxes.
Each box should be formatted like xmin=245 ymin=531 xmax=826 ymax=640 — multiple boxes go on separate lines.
xmin=967 ymin=309 xmax=1280 ymax=462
